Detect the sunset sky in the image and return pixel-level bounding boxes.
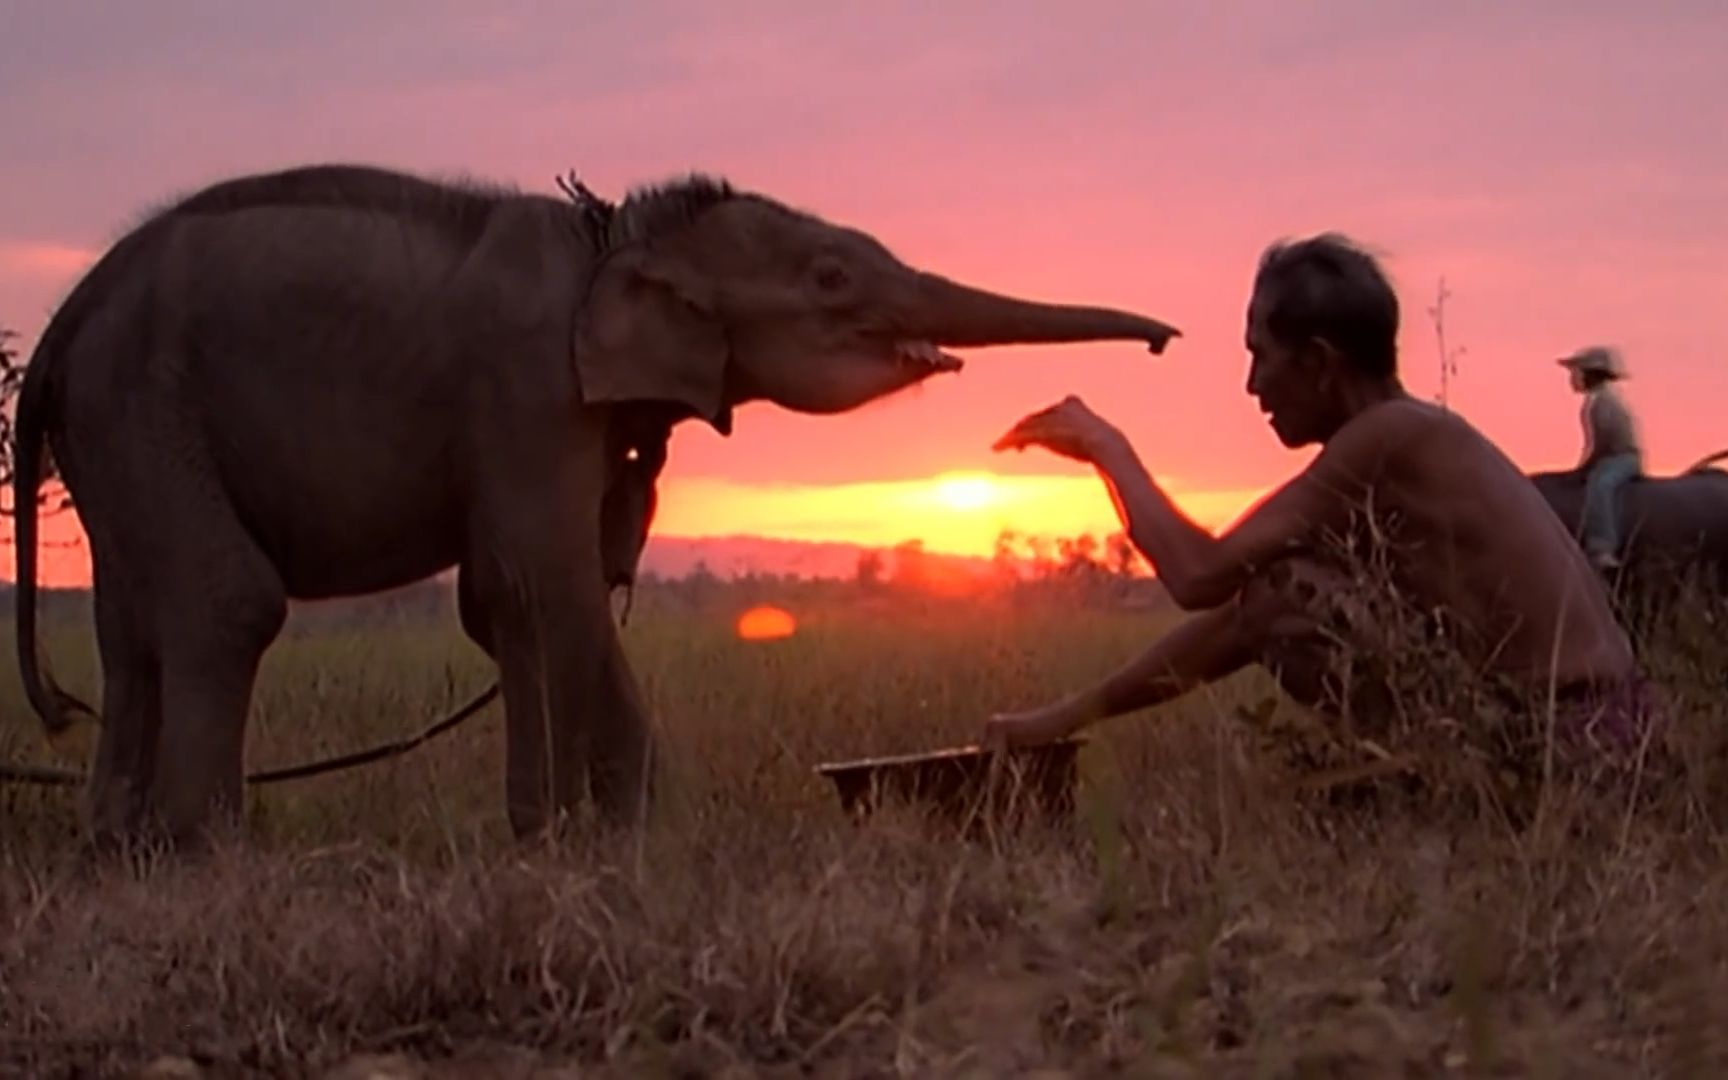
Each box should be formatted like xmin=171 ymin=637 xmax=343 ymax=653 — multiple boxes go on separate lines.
xmin=3 ymin=2 xmax=1726 ymax=585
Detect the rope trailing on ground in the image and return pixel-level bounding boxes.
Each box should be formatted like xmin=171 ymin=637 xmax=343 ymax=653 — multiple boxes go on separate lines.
xmin=0 ymin=760 xmax=83 ymax=787
xmin=0 ymin=682 xmax=500 ymax=788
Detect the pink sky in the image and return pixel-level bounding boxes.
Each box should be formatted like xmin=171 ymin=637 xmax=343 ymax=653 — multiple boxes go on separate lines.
xmin=3 ymin=3 xmax=1726 ymax=580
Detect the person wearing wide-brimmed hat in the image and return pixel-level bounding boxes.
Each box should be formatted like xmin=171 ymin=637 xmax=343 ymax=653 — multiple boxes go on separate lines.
xmin=1560 ymin=345 xmax=1643 ymax=570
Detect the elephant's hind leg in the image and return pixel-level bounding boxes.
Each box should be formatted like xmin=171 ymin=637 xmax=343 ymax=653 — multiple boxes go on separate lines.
xmin=143 ymin=475 xmax=287 ymax=848
xmin=62 ymin=430 xmax=166 ymax=848
xmin=85 ymin=554 xmax=163 ymax=847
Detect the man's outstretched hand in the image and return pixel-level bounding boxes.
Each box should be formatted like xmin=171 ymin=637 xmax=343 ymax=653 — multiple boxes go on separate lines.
xmin=981 ymin=704 xmax=1079 ymax=751
xmin=991 ymin=395 xmax=1126 ymax=465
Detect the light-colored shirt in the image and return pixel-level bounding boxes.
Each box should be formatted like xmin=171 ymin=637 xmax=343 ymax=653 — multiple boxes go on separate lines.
xmin=1580 ymin=384 xmax=1641 ymax=463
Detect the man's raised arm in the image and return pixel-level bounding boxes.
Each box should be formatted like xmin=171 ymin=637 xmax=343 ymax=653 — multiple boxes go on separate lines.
xmin=996 ymin=396 xmax=1392 ymax=610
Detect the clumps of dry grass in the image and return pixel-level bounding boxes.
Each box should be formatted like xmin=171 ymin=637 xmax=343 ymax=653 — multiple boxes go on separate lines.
xmin=5 ymin=777 xmax=1728 ymax=1076
xmin=1 ymin=585 xmax=1727 ymax=1074
xmin=0 ymin=817 xmax=1090 ymax=1073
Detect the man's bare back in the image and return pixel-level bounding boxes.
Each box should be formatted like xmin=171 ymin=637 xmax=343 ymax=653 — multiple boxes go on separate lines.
xmin=1318 ymin=396 xmax=1632 ymax=686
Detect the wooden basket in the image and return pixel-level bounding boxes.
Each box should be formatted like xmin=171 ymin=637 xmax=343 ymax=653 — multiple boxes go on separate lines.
xmin=814 ymin=739 xmax=1083 ymax=831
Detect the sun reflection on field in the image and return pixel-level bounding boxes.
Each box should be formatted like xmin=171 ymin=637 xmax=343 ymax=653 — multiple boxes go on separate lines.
xmin=736 ymin=604 xmax=798 ymax=641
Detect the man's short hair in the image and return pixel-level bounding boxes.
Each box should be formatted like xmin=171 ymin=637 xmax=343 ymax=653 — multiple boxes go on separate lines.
xmin=1252 ymin=233 xmax=1399 ymax=378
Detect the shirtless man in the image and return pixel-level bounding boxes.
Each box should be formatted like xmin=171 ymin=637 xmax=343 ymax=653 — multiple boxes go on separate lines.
xmin=982 ymin=234 xmax=1655 ymax=760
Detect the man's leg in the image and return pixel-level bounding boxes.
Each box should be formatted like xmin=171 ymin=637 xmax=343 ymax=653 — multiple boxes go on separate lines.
xmin=1582 ymin=452 xmax=1640 ymax=568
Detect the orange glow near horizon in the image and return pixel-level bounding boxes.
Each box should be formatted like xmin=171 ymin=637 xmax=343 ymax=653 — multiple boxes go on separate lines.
xmin=736 ymin=604 xmax=798 ymax=641
xmin=654 ymin=471 xmax=1267 ymax=559
xmin=0 ymin=471 xmax=1269 ymax=590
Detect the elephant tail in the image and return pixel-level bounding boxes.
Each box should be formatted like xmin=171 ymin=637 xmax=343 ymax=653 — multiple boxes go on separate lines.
xmin=12 ymin=331 xmax=82 ymax=734
xmin=1684 ymin=448 xmax=1728 ymax=475
xmin=10 ymin=237 xmax=131 ymax=735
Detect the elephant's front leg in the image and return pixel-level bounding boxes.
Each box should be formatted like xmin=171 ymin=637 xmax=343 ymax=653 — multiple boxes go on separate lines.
xmin=586 ymin=601 xmax=655 ymax=823
xmin=463 ymin=563 xmax=654 ymax=836
xmin=464 ymin=427 xmax=656 ymax=839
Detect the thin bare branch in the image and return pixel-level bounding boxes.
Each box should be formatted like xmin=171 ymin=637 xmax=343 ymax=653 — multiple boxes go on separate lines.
xmin=0 ymin=324 xmax=75 ymax=519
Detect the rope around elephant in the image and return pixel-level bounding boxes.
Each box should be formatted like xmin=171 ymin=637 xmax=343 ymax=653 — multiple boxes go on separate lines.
xmin=0 ymin=681 xmax=500 ymax=788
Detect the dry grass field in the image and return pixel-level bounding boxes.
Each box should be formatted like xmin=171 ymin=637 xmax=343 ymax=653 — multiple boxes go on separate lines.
xmin=1 ymin=581 xmax=1726 ymax=1077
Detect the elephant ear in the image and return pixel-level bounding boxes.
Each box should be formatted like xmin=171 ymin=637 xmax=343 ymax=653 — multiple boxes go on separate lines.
xmin=575 ymin=247 xmax=734 ymax=435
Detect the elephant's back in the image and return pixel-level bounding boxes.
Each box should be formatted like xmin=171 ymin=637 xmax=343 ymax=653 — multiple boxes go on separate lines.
xmin=170 ymin=201 xmax=476 ymax=335
xmin=174 ymin=206 xmax=489 ymax=595
xmin=1633 ymin=472 xmax=1728 ymax=556
xmin=45 ymin=173 xmax=594 ymax=599
xmin=58 ymin=202 xmax=519 ymax=598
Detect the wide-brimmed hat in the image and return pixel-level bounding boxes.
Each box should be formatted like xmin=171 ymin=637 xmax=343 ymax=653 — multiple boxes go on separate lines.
xmin=1557 ymin=345 xmax=1627 ymax=380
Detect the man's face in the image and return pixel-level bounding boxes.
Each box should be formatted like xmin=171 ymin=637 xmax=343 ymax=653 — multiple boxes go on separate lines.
xmin=1244 ymin=289 xmax=1333 ymax=448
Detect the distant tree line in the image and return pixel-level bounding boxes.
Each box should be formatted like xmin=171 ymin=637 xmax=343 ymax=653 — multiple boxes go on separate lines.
xmin=633 ymin=528 xmax=1165 ymax=620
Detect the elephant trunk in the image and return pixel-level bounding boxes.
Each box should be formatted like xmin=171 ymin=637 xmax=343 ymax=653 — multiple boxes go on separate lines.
xmin=910 ymin=272 xmax=1181 ymax=355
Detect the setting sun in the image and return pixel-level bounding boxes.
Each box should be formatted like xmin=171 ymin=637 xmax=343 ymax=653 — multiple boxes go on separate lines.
xmin=931 ymin=472 xmax=999 ymax=512
xmin=736 ymin=604 xmax=798 ymax=641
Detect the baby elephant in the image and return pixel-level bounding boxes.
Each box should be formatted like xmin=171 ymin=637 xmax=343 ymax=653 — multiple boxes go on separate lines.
xmin=12 ymin=162 xmax=1179 ymax=848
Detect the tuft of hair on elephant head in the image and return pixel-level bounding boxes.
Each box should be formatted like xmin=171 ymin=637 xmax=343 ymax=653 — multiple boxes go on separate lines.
xmin=9 ymin=162 xmax=1181 ymax=849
